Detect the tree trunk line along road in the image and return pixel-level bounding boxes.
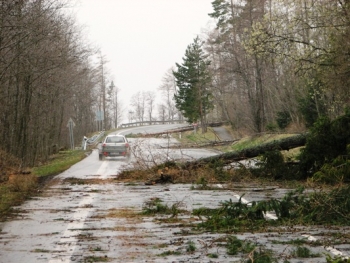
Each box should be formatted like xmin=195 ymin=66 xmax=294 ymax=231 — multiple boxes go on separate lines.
xmin=0 ymin=124 xmax=349 ymax=263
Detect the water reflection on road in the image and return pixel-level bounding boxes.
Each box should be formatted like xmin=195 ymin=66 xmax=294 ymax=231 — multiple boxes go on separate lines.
xmin=0 ymin=125 xmax=349 ymax=262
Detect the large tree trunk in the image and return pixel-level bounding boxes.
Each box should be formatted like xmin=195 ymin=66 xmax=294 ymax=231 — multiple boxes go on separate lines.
xmin=185 ymin=133 xmax=307 ymax=168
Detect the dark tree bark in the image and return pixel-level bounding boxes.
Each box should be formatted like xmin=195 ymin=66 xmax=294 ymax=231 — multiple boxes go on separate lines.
xmin=185 ymin=133 xmax=306 ymax=168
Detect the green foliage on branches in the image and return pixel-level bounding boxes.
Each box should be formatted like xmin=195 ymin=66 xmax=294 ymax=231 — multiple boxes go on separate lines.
xmin=299 ymin=113 xmax=350 ymax=179
xmin=256 ymin=150 xmax=287 ymax=179
xmin=294 ymin=185 xmax=350 ymax=224
xmin=226 ymin=236 xmax=255 ymax=255
xmin=194 ymin=196 xmax=270 ymax=232
xmin=173 ymin=37 xmax=213 ymax=125
xmin=194 ymin=185 xmax=350 ymax=232
xmin=298 ymin=85 xmax=327 ymax=128
xmin=313 ymin=156 xmax=350 ymax=184
xmin=276 ymin=111 xmax=292 ymax=130
xmin=208 ymin=0 xmax=232 ymax=31
xmin=326 ymin=254 xmax=350 ymax=263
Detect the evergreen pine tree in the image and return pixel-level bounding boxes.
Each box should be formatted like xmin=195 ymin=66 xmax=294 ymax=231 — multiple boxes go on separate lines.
xmin=173 ymin=36 xmax=213 ymax=133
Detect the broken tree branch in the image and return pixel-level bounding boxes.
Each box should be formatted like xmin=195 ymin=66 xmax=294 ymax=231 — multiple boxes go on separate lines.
xmin=183 ymin=133 xmax=307 ymax=168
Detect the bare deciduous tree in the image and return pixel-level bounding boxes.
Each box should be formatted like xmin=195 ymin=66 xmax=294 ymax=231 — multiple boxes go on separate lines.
xmin=0 ymin=0 xmax=100 ymax=166
xmin=158 ymin=67 xmax=177 ymax=121
xmin=145 ymin=91 xmax=156 ymax=122
xmin=107 ymin=82 xmax=123 ymax=128
xmin=130 ymin=91 xmax=146 ymax=122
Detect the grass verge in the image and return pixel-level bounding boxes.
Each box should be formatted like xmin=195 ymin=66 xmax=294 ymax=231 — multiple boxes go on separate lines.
xmin=0 ymin=150 xmax=88 ymax=221
xmin=172 ymin=127 xmax=219 ymax=145
xmin=32 ymin=150 xmax=87 ymax=177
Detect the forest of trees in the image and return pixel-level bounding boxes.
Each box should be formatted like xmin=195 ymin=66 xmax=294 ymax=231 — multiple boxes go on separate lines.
xmin=1 ymin=0 xmax=349 ymax=167
xmin=0 ymin=1 xmax=122 ymax=167
xmin=204 ymin=0 xmax=350 ymax=133
xmin=153 ymin=0 xmax=350 ymax=134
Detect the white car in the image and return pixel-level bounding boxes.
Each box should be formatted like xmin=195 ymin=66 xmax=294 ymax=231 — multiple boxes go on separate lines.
xmin=98 ymin=134 xmax=131 ymax=160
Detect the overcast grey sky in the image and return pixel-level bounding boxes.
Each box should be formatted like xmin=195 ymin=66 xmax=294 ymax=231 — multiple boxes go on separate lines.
xmin=73 ymin=0 xmax=214 ymax=119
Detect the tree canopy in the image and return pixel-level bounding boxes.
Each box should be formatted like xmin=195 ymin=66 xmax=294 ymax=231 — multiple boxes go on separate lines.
xmin=173 ymin=37 xmax=213 ymax=132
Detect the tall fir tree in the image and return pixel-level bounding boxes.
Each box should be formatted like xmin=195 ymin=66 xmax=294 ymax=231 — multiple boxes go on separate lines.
xmin=173 ymin=36 xmax=213 ymax=133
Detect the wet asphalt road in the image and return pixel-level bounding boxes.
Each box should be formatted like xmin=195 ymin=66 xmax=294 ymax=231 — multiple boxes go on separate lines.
xmin=0 ymin=124 xmax=349 ymax=263
xmin=0 ymin=124 xmax=219 ymax=262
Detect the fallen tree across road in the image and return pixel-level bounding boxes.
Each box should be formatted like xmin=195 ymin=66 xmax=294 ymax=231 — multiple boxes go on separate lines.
xmin=184 ymin=133 xmax=307 ymax=168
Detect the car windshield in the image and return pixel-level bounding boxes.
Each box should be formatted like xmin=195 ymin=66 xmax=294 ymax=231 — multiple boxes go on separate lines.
xmin=106 ymin=136 xmax=125 ymax=143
